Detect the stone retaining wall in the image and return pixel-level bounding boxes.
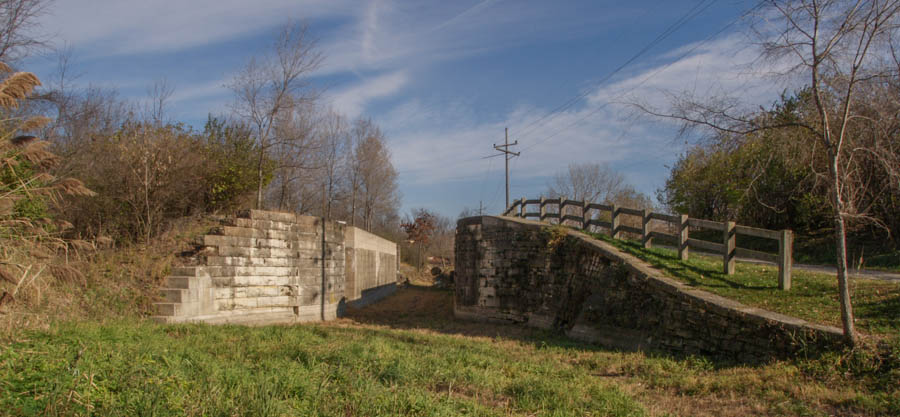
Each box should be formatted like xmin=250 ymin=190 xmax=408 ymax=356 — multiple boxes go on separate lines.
xmin=153 ymin=210 xmax=398 ymax=325
xmin=455 ymin=215 xmax=844 ymax=361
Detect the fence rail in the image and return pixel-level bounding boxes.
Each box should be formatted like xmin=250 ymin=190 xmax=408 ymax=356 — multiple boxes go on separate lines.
xmin=502 ymin=196 xmax=794 ymax=290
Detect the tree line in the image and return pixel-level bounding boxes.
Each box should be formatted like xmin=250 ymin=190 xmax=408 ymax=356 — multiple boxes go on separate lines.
xmin=1 ymin=12 xmax=401 ymax=244
xmin=646 ymin=0 xmax=900 ymax=345
xmin=659 ymin=86 xmax=900 ymax=244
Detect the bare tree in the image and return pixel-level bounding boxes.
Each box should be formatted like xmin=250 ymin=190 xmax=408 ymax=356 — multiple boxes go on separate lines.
xmin=401 ymin=208 xmax=437 ymax=271
xmin=353 ymin=130 xmax=400 ymax=232
xmin=35 ymin=49 xmax=128 ymax=180
xmin=547 ymin=162 xmax=628 ymax=204
xmin=228 ymin=22 xmax=323 ymax=209
xmin=269 ymin=104 xmax=318 ymax=212
xmin=145 ymin=78 xmax=174 ymax=126
xmin=429 ymin=211 xmax=455 ymax=267
xmin=546 ymin=162 xmax=653 ymax=223
xmin=640 ymin=0 xmax=900 ymax=345
xmin=0 ymin=0 xmax=49 ymax=63
xmin=315 ymin=109 xmax=349 ymax=219
xmin=347 ymin=117 xmax=378 ymax=226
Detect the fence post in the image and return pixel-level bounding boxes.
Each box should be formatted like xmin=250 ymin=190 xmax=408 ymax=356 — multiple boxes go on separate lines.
xmin=519 ymin=197 xmax=526 ymax=218
xmin=678 ymin=214 xmax=689 ymax=261
xmin=559 ymin=196 xmax=567 ymax=226
xmin=778 ymin=230 xmax=793 ymax=290
xmin=642 ymin=209 xmax=652 ymax=249
xmin=582 ymin=201 xmax=590 ymax=231
xmin=610 ymin=204 xmax=620 ymax=239
xmin=539 ymin=197 xmax=546 ymax=222
xmin=723 ymin=221 xmax=736 ymax=275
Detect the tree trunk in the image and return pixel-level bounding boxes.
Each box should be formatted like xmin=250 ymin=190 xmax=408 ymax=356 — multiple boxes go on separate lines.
xmin=829 ymin=151 xmax=856 ymax=346
xmin=350 ymin=187 xmax=356 ymax=227
xmin=144 ymin=163 xmax=151 ymax=244
xmin=256 ymin=146 xmax=264 ymax=210
xmin=278 ymin=175 xmax=286 ymax=211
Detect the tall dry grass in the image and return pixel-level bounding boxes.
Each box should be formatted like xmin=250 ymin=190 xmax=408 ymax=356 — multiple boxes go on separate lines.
xmin=0 ymin=63 xmax=100 ymax=331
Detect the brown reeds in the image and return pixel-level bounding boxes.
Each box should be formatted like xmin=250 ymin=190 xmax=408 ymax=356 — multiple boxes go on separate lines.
xmin=0 ymin=61 xmax=98 ymax=315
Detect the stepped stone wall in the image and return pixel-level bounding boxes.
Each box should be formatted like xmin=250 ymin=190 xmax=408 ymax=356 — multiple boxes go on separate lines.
xmin=455 ymin=216 xmax=844 ymax=361
xmin=153 ymin=210 xmax=398 ymax=325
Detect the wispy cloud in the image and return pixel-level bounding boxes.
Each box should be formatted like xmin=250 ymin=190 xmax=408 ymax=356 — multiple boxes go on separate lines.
xmin=314 ymin=0 xmax=620 ymax=76
xmin=388 ymin=33 xmax=796 ymax=198
xmin=360 ymin=0 xmax=381 ymax=65
xmin=42 ymin=0 xmax=356 ymax=57
xmin=328 ymin=71 xmax=408 ymax=118
xmin=170 ymin=78 xmax=230 ymax=103
xmin=429 ymin=0 xmax=501 ymax=33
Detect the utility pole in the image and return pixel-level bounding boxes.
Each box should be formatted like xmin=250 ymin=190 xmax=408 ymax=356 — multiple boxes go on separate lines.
xmin=493 ymin=127 xmax=520 ymax=210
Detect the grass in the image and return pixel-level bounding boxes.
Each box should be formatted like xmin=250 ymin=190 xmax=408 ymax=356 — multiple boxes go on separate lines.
xmin=0 ymin=319 xmax=643 ymax=416
xmin=2 ymin=213 xmax=899 ymax=416
xmin=587 ymin=232 xmax=900 ymax=337
xmin=687 ymin=229 xmax=900 ymax=273
xmin=1 ymin=287 xmax=898 ymax=416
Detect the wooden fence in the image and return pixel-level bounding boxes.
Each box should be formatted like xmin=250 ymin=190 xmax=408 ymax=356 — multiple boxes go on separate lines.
xmin=503 ymin=196 xmax=794 ymax=290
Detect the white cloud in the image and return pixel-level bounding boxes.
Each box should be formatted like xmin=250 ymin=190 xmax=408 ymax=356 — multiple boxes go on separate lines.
xmin=43 ymin=0 xmax=356 ymax=56
xmin=327 ymin=71 xmax=408 ymax=118
xmin=312 ymin=0 xmax=622 ymax=76
xmin=388 ymin=33 xmax=799 ymax=197
xmin=589 ymin=35 xmax=796 ymax=115
xmin=170 ymin=78 xmax=230 ymax=103
xmin=33 ymin=1 xmax=799 ymax=214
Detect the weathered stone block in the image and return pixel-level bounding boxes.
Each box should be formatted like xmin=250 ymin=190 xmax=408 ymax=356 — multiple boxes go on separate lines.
xmin=153 ymin=210 xmax=398 ymax=326
xmin=454 ymin=215 xmax=844 ymax=361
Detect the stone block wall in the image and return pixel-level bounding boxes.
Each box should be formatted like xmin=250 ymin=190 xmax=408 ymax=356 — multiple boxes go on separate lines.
xmin=455 ymin=216 xmax=844 ymax=361
xmin=153 ymin=210 xmax=397 ymax=325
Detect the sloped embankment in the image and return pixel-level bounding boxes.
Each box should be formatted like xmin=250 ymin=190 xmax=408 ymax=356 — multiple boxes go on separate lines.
xmin=455 ymin=216 xmax=844 ymax=361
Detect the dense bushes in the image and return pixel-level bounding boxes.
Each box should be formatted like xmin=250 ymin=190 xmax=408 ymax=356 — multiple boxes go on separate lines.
xmin=202 ymin=117 xmax=270 ymax=212
xmin=659 ymin=89 xmax=900 ymax=244
xmin=61 ymin=117 xmax=268 ymax=242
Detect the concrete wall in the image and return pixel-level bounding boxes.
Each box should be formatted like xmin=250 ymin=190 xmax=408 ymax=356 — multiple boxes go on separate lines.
xmin=455 ymin=216 xmax=844 ymax=361
xmin=153 ymin=210 xmax=398 ymax=325
xmin=345 ymin=227 xmax=398 ymax=308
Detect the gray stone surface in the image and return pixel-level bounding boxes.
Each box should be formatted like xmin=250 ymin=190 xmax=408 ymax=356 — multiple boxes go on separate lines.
xmin=454 ymin=215 xmax=845 ymax=361
xmin=153 ymin=210 xmax=398 ymax=325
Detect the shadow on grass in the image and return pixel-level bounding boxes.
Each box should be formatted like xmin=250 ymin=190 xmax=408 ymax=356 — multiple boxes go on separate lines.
xmin=855 ymin=294 xmax=900 ymax=334
xmin=606 ymin=237 xmax=774 ymax=291
xmin=341 ymin=284 xmax=752 ymax=369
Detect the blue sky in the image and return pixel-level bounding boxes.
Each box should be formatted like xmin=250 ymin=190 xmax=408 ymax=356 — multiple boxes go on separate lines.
xmin=25 ymin=0 xmax=795 ymax=219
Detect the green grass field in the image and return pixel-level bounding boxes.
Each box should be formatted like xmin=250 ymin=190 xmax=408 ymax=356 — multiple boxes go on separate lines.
xmin=0 ymin=319 xmax=645 ymax=416
xmin=590 ymin=232 xmax=900 ymax=337
xmin=1 ymin=286 xmax=898 ymax=417
xmin=2 ymin=226 xmax=899 ymax=417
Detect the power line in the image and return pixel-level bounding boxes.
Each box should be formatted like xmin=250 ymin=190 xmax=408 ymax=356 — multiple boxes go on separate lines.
xmin=395 ymin=1 xmax=717 ymax=180
xmin=510 ymin=0 xmax=719 ymax=143
xmin=398 ymin=0 xmax=755 ymax=213
xmin=493 ymin=127 xmax=520 ymax=209
xmin=519 ymin=1 xmax=760 ymax=154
